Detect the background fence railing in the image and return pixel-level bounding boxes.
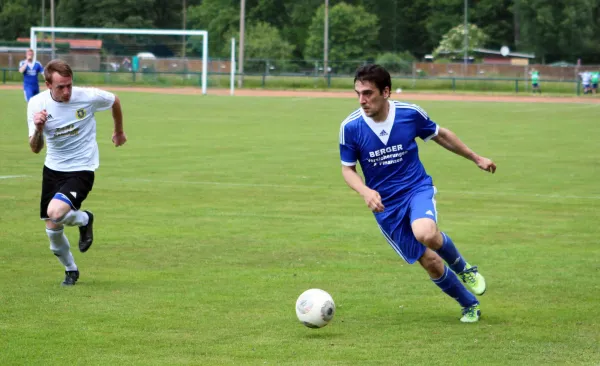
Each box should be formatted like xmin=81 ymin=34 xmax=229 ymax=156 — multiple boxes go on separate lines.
xmin=1 ymin=67 xmax=595 ymax=96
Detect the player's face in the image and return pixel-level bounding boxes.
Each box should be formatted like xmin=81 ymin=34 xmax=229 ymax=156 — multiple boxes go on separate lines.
xmin=355 ymin=80 xmax=390 ymax=121
xmin=46 ymin=73 xmax=73 ymax=102
xmin=26 ymin=50 xmax=33 ymax=61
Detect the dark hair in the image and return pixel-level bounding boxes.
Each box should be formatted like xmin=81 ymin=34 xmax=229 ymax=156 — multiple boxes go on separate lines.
xmin=44 ymin=59 xmax=73 ymax=83
xmin=354 ymin=64 xmax=391 ymax=94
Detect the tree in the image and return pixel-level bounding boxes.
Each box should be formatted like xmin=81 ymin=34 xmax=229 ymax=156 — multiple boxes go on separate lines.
xmin=432 ymin=23 xmax=489 ymax=58
xmin=304 ymin=2 xmax=379 ymax=65
xmin=186 ymin=0 xmax=239 ymax=57
xmin=516 ymin=0 xmax=600 ymax=63
xmin=0 ymin=0 xmax=38 ymax=41
xmin=471 ymin=0 xmax=514 ymax=50
xmin=425 ymin=0 xmax=464 ymax=50
xmin=236 ymin=21 xmax=293 ymax=60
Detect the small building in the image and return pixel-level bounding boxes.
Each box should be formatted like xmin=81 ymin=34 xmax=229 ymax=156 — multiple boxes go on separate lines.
xmin=474 ymin=48 xmax=535 ymax=65
xmin=16 ymin=38 xmax=103 ymax=56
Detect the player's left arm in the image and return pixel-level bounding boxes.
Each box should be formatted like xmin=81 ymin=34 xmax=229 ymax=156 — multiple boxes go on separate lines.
xmin=110 ymin=96 xmax=127 ymax=147
xmin=432 ymin=127 xmax=496 ymax=173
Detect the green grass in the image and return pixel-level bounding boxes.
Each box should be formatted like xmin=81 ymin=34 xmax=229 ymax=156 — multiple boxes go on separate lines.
xmin=1 ymin=89 xmax=599 ymax=365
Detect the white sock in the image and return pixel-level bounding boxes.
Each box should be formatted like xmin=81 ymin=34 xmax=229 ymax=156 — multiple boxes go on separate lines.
xmin=57 ymin=210 xmax=89 ymax=227
xmin=46 ymin=228 xmax=78 ymax=271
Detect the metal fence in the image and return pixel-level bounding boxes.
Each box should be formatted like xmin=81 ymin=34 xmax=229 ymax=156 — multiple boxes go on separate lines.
xmin=2 ymin=54 xmax=598 ymax=95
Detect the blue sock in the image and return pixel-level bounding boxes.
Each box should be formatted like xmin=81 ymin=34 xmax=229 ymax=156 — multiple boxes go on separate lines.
xmin=432 ymin=266 xmax=477 ymax=308
xmin=436 ymin=232 xmax=467 ymax=274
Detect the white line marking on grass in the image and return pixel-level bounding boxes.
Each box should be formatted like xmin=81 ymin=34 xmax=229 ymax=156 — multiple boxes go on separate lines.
xmin=121 ymin=178 xmax=600 ymax=201
xmin=0 ymin=175 xmax=31 ymax=179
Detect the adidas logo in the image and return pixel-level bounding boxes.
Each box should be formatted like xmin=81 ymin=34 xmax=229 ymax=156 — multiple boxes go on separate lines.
xmin=425 ymin=210 xmax=434 ymax=216
xmin=379 ymin=130 xmax=388 ymax=137
xmin=47 ymin=114 xmax=54 ymax=120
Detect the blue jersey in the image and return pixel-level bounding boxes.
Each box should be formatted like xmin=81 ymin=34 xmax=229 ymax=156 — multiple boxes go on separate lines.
xmin=19 ymin=60 xmax=43 ymax=88
xmin=339 ymin=100 xmax=439 ymax=207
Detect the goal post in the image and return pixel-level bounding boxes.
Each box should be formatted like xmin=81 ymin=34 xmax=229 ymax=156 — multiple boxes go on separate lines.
xmin=30 ymin=26 xmax=209 ymax=95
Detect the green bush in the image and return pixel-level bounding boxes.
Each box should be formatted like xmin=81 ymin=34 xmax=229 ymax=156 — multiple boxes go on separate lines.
xmin=375 ymin=52 xmax=415 ymax=74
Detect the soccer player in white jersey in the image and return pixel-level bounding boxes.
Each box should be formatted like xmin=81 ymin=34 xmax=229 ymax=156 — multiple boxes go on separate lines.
xmin=27 ymin=59 xmax=127 ymax=286
xmin=339 ymin=65 xmax=496 ymax=322
xmin=580 ymin=71 xmax=592 ymax=94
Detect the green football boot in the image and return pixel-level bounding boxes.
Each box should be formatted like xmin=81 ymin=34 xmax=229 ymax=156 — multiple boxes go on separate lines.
xmin=458 ymin=264 xmax=486 ymax=296
xmin=460 ymin=303 xmax=481 ymax=323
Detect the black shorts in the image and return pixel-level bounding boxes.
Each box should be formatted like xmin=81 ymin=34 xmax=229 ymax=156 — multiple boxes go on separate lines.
xmin=40 ymin=165 xmax=95 ymax=219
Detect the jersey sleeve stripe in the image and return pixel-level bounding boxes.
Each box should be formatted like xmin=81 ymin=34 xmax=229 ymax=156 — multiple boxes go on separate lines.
xmin=339 ymin=109 xmax=361 ymax=145
xmin=423 ymin=124 xmax=440 ymax=142
xmin=341 ymin=160 xmax=357 ymax=166
xmin=393 ymin=102 xmax=429 ymax=120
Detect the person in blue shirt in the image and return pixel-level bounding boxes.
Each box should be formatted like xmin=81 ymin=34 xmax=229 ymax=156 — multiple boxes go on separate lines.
xmin=19 ymin=49 xmax=44 ymax=102
xmin=339 ymin=64 xmax=496 ymax=323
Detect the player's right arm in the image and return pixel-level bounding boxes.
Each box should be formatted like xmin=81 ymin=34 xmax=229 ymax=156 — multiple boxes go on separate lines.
xmin=19 ymin=60 xmax=27 ymax=74
xmin=341 ymin=165 xmax=384 ymax=212
xmin=27 ymin=100 xmax=46 ymax=154
xmin=339 ymin=120 xmax=384 ymax=213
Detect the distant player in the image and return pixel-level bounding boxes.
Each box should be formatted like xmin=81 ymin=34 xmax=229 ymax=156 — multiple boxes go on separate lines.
xmin=580 ymin=71 xmax=592 ymax=94
xmin=531 ymin=70 xmax=541 ymax=94
xmin=19 ymin=49 xmax=44 ymax=102
xmin=27 ymin=59 xmax=127 ymax=286
xmin=591 ymin=72 xmax=599 ymax=95
xmin=339 ymin=65 xmax=496 ymax=323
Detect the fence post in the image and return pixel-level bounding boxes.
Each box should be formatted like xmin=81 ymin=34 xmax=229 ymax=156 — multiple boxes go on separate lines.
xmin=577 ymin=81 xmax=581 ymax=96
xmin=515 ymin=79 xmax=519 ymax=93
xmin=452 ymin=77 xmax=456 ymax=91
xmin=327 ymin=73 xmax=332 ymax=88
xmin=2 ymin=69 xmax=5 ymax=84
xmin=262 ymin=73 xmax=266 ymax=88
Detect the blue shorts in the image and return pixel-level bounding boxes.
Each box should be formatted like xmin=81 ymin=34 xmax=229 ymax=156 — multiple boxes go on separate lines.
xmin=374 ymin=185 xmax=437 ymax=264
xmin=532 ymin=83 xmax=539 ymax=87
xmin=593 ymin=83 xmax=598 ymax=89
xmin=24 ymin=87 xmax=40 ymax=102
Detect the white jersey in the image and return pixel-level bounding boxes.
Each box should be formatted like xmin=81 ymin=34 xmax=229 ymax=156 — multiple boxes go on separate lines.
xmin=580 ymin=72 xmax=592 ymax=84
xmin=27 ymin=87 xmax=115 ymax=172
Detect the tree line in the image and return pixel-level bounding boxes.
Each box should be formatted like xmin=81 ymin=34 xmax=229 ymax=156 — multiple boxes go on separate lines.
xmin=1 ymin=0 xmax=600 ymax=64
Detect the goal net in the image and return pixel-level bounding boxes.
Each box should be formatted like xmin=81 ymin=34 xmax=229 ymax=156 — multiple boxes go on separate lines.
xmin=29 ymin=27 xmax=222 ymax=95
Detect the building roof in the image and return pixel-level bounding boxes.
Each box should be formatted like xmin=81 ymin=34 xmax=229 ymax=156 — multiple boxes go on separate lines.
xmin=16 ymin=38 xmax=102 ymax=50
xmin=474 ymin=48 xmax=535 ymax=59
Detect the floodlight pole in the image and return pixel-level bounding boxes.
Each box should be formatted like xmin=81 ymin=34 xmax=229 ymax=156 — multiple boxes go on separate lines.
xmin=41 ymin=0 xmax=45 ymax=52
xmin=182 ymin=0 xmax=187 ymax=58
xmin=50 ymin=0 xmax=55 ymax=59
xmin=463 ymin=0 xmax=468 ymax=76
xmin=324 ymin=0 xmax=329 ymax=77
xmin=238 ymin=0 xmax=246 ymax=88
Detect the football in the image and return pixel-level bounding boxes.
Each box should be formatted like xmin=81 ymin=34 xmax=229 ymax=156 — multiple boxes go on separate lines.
xmin=295 ymin=289 xmax=336 ymax=328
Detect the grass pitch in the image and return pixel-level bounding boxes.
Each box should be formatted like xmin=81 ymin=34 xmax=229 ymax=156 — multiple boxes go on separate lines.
xmin=0 ymin=89 xmax=599 ymax=365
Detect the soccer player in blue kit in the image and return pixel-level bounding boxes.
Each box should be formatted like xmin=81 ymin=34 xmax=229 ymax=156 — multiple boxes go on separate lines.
xmin=19 ymin=49 xmax=44 ymax=102
xmin=339 ymin=65 xmax=496 ymax=323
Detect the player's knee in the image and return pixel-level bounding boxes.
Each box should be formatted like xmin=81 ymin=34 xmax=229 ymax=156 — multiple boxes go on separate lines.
xmin=47 ymin=204 xmax=68 ymax=223
xmin=412 ymin=222 xmax=440 ymax=247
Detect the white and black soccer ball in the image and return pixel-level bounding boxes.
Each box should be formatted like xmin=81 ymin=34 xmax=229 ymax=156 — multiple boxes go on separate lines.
xmin=295 ymin=289 xmax=336 ymax=328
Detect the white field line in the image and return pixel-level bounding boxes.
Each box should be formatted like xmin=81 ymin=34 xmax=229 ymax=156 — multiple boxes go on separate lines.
xmin=0 ymin=175 xmax=31 ymax=179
